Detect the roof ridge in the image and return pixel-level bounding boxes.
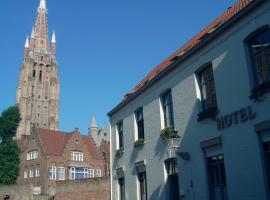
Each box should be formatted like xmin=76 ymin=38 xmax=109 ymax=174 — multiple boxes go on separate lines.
xmin=113 ymin=0 xmax=256 ymax=111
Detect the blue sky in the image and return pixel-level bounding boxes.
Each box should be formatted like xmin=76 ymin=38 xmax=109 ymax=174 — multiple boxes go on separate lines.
xmin=0 ymin=0 xmax=237 ymax=134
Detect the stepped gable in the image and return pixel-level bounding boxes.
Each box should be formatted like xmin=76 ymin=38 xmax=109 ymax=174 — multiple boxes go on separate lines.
xmin=36 ymin=128 xmax=101 ymax=159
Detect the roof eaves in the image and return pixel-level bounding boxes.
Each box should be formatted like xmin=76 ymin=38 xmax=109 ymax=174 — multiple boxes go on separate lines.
xmin=108 ymin=0 xmax=264 ymax=117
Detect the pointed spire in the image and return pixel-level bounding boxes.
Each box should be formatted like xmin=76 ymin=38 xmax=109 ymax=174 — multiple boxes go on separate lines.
xmin=51 ymin=31 xmax=56 ymax=43
xmin=91 ymin=116 xmax=98 ymax=128
xmin=31 ymin=27 xmax=35 ymax=39
xmin=24 ymin=36 xmax=29 ymax=48
xmin=39 ymin=0 xmax=47 ymax=10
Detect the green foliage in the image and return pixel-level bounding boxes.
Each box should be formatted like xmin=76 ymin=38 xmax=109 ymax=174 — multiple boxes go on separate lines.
xmin=0 ymin=105 xmax=21 ymax=142
xmin=160 ymin=127 xmax=179 ymax=143
xmin=115 ymin=147 xmax=124 ymax=158
xmin=134 ymin=139 xmax=145 ymax=148
xmin=0 ymin=105 xmax=21 ymax=185
xmin=0 ymin=139 xmax=20 ymax=185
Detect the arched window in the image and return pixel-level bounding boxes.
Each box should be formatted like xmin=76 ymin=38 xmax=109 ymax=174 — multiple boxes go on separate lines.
xmin=246 ymin=26 xmax=270 ymax=97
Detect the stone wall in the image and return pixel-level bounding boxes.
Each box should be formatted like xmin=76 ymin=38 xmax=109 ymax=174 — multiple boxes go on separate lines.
xmin=54 ymin=178 xmax=110 ymax=200
xmin=0 ymin=184 xmax=33 ymax=200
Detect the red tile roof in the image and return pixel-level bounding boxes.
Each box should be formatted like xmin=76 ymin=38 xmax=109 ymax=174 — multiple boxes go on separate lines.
xmin=109 ymin=0 xmax=257 ymax=115
xmin=36 ymin=128 xmax=101 ymax=160
xmin=82 ymin=136 xmax=102 ymax=160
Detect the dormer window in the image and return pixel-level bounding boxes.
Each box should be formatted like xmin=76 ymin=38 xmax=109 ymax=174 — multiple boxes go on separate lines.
xmin=27 ymin=151 xmax=38 ymax=160
xmin=71 ymin=151 xmax=83 ymax=162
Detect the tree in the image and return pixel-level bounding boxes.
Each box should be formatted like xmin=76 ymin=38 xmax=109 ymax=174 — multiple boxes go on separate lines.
xmin=0 ymin=105 xmax=21 ymax=185
xmin=0 ymin=106 xmax=21 ymax=142
xmin=0 ymin=139 xmax=20 ymax=185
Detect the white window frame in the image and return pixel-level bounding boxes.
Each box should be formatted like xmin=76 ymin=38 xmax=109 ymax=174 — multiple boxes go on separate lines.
xmin=95 ymin=169 xmax=102 ymax=178
xmin=29 ymin=169 xmax=34 ymax=178
xmin=27 ymin=151 xmax=38 ymax=160
xmin=24 ymin=171 xmax=28 ymax=179
xmin=89 ymin=169 xmax=95 ymax=178
xmin=58 ymin=167 xmax=65 ymax=180
xmin=71 ymin=151 xmax=84 ymax=162
xmin=69 ymin=167 xmax=90 ymax=180
xmin=35 ymin=168 xmax=40 ymax=177
xmin=49 ymin=166 xmax=57 ymax=180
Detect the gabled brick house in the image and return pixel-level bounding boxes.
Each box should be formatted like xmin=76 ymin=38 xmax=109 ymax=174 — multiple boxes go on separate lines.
xmin=17 ymin=128 xmax=105 ymax=195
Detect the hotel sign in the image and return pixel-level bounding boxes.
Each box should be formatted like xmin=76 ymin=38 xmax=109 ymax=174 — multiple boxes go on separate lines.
xmin=217 ymin=106 xmax=256 ymax=130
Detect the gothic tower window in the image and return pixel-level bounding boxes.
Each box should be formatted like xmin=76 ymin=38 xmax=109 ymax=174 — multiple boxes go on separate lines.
xmin=33 ymin=70 xmax=36 ymax=78
xmin=39 ymin=71 xmax=42 ymax=81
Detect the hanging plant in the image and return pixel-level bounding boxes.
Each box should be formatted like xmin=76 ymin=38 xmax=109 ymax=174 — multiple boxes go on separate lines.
xmin=160 ymin=127 xmax=179 ymax=143
xmin=134 ymin=139 xmax=145 ymax=148
xmin=115 ymin=147 xmax=124 ymax=158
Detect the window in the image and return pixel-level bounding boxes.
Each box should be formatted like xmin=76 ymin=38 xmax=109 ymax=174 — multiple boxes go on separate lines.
xmin=135 ymin=108 xmax=145 ymax=140
xmin=71 ymin=151 xmax=83 ymax=162
xmin=263 ymin=141 xmax=270 ymax=194
xmin=29 ymin=169 xmax=34 ymax=178
xmin=39 ymin=70 xmax=42 ymax=81
xmin=246 ymin=27 xmax=270 ymax=97
xmin=247 ymin=28 xmax=270 ymax=86
xmin=95 ymin=169 xmax=102 ymax=178
xmin=58 ymin=167 xmax=65 ymax=180
xmin=27 ymin=151 xmax=38 ymax=160
xmin=69 ymin=167 xmax=90 ymax=180
xmin=118 ymin=177 xmax=125 ymax=200
xmin=24 ymin=171 xmax=28 ymax=179
xmin=33 ymin=70 xmax=36 ymax=78
xmin=165 ymin=158 xmax=180 ymax=200
xmin=49 ymin=166 xmax=57 ymax=180
xmin=138 ymin=171 xmax=148 ymax=200
xmin=117 ymin=121 xmax=124 ymax=149
xmin=207 ymin=154 xmax=228 ymax=200
xmin=35 ymin=168 xmax=40 ymax=177
xmin=197 ymin=64 xmax=218 ymax=121
xmin=161 ymin=90 xmax=174 ymax=128
xmin=89 ymin=169 xmax=95 ymax=178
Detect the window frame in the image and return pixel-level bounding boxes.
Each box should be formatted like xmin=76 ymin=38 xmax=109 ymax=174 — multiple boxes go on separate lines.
xmin=35 ymin=168 xmax=40 ymax=177
xmin=58 ymin=167 xmax=65 ymax=180
xmin=244 ymin=25 xmax=270 ymax=99
xmin=117 ymin=121 xmax=124 ymax=149
xmin=71 ymin=151 xmax=84 ymax=162
xmin=27 ymin=150 xmax=38 ymax=161
xmin=49 ymin=166 xmax=57 ymax=180
xmin=135 ymin=108 xmax=145 ymax=140
xmin=95 ymin=169 xmax=102 ymax=178
xmin=160 ymin=89 xmax=175 ymax=129
xmin=196 ymin=63 xmax=218 ymax=121
xmin=138 ymin=171 xmax=148 ymax=200
xmin=118 ymin=177 xmax=125 ymax=200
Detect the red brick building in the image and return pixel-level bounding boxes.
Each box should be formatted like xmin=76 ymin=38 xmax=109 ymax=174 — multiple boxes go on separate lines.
xmin=17 ymin=128 xmax=105 ymax=195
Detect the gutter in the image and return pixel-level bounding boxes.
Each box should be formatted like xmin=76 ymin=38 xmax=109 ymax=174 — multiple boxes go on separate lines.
xmin=108 ymin=0 xmax=265 ymax=117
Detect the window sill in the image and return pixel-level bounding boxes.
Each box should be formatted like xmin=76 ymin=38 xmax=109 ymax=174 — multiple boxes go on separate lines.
xmin=197 ymin=107 xmax=218 ymax=122
xmin=134 ymin=139 xmax=145 ymax=148
xmin=250 ymin=81 xmax=270 ymax=100
xmin=115 ymin=148 xmax=124 ymax=158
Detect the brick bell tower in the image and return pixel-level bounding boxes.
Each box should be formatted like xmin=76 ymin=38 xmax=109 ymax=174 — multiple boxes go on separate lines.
xmin=16 ymin=0 xmax=60 ymax=139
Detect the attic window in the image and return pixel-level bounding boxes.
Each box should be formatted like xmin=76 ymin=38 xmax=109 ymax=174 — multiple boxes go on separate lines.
xmin=71 ymin=151 xmax=83 ymax=162
xmin=27 ymin=151 xmax=38 ymax=160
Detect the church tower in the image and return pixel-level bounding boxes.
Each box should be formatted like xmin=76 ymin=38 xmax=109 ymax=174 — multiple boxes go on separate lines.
xmin=16 ymin=0 xmax=60 ymax=138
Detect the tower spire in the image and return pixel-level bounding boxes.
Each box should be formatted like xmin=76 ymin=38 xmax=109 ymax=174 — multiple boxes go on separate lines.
xmin=34 ymin=0 xmax=49 ymax=52
xmin=38 ymin=0 xmax=47 ymax=11
xmin=51 ymin=31 xmax=56 ymax=43
xmin=24 ymin=36 xmax=29 ymax=48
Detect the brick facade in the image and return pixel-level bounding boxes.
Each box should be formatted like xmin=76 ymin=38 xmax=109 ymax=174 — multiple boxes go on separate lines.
xmin=17 ymin=128 xmax=105 ymax=195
